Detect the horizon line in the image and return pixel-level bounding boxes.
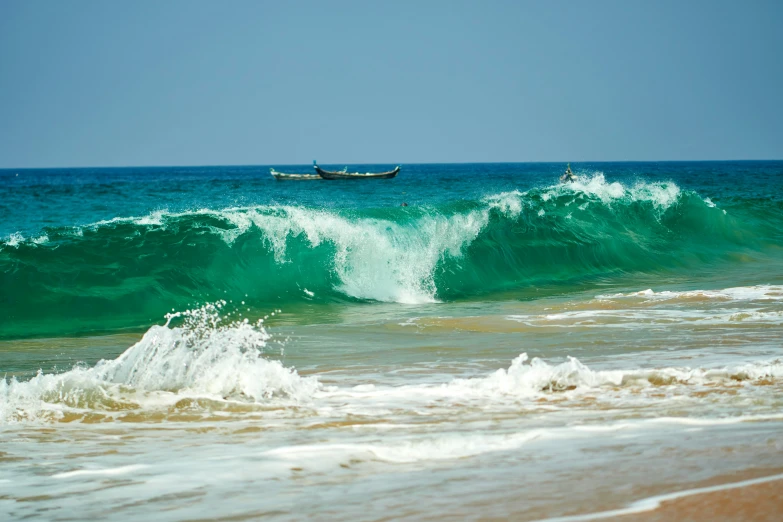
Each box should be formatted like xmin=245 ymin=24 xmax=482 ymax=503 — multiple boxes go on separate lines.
xmin=2 ymin=158 xmax=782 ymax=171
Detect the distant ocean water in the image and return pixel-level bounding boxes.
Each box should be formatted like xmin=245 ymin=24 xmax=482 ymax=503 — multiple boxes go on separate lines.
xmin=1 ymin=161 xmax=783 ymax=520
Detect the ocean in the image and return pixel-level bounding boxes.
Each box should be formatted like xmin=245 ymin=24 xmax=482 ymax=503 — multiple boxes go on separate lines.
xmin=1 ymin=161 xmax=782 ymax=520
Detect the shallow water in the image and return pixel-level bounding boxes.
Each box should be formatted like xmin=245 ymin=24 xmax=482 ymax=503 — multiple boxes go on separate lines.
xmin=2 ymin=162 xmax=782 ymax=520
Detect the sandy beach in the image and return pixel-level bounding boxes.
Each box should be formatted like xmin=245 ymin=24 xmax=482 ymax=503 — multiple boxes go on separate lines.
xmin=537 ymin=469 xmax=783 ymax=522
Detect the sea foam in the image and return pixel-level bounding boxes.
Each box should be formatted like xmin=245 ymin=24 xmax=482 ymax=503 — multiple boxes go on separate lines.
xmin=0 ymin=302 xmax=319 ymax=423
xmin=447 ymin=353 xmax=783 ymax=397
xmin=597 ymin=285 xmax=783 ymax=302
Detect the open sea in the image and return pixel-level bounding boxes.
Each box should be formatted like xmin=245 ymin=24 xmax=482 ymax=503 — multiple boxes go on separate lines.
xmin=1 ymin=161 xmax=783 ymax=520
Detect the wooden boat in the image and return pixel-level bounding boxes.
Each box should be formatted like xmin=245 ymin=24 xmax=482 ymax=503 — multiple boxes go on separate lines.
xmin=313 ymin=162 xmax=400 ymax=180
xmin=270 ymin=169 xmax=321 ymax=180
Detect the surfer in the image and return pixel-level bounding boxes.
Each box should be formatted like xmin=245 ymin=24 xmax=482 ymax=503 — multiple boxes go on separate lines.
xmin=560 ymin=163 xmax=578 ymax=183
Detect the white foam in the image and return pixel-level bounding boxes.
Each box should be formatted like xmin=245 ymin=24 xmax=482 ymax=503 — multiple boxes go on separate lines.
xmin=484 ymin=190 xmax=526 ymax=217
xmin=449 ymin=354 xmax=609 ymax=397
xmin=0 ymin=303 xmax=319 ymax=423
xmin=507 ymin=308 xmax=783 ymax=327
xmin=482 ymin=176 xmax=687 ymax=219
xmin=598 ymin=285 xmax=783 ymax=302
xmin=314 ymin=353 xmax=783 ymax=416
xmin=259 ymin=411 xmax=783 ymax=466
xmin=52 ymin=464 xmax=149 ymax=479
xmin=5 ymin=340 xmax=782 ymax=425
xmin=89 ymin=209 xmax=168 ymax=228
xmin=443 ymin=353 xmax=783 ymax=400
xmin=544 ymin=173 xmax=682 ymax=211
xmin=4 ymin=232 xmax=24 ymax=248
xmin=230 ymin=205 xmax=489 ymax=304
xmin=262 ymin=431 xmax=545 ymax=464
xmin=397 ymin=317 xmax=421 ymax=327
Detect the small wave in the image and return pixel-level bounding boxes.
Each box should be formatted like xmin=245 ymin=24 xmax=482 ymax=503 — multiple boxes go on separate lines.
xmin=315 ymin=353 xmax=783 ymax=416
xmin=446 ymin=353 xmax=783 ymax=398
xmin=5 ymin=340 xmax=782 ymax=424
xmin=52 ymin=464 xmax=149 ymax=479
xmin=597 ymin=285 xmax=783 ymax=302
xmin=4 ymin=232 xmax=25 ymax=248
xmin=0 ymin=302 xmax=319 ymax=423
xmin=506 ymin=308 xmax=783 ymax=328
xmin=262 ymin=431 xmax=546 ymax=464
xmin=546 ymin=172 xmax=682 ymax=211
xmin=258 ymin=412 xmax=783 ymax=468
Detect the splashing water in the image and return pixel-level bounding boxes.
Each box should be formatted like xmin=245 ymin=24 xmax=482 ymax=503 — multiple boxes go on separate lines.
xmin=0 ymin=302 xmax=319 ymax=423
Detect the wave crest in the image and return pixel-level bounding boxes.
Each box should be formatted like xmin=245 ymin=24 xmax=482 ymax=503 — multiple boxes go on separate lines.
xmin=449 ymin=353 xmax=783 ymax=398
xmin=2 ymin=176 xmax=762 ymax=338
xmin=0 ymin=303 xmax=319 ymax=423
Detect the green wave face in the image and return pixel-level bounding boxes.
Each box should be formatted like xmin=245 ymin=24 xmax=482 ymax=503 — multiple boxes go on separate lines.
xmin=2 ymin=175 xmax=780 ymax=338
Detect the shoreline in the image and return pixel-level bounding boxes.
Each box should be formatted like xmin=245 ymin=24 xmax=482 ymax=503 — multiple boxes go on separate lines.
xmin=534 ymin=470 xmax=783 ymax=522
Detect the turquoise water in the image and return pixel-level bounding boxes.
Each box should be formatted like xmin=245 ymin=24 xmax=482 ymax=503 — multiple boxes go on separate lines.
xmin=3 ymin=162 xmax=782 ymax=339
xmin=1 ymin=162 xmax=783 ymax=520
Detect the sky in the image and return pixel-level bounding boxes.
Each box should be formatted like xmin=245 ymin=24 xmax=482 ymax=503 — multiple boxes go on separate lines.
xmin=1 ymin=0 xmax=782 ymax=168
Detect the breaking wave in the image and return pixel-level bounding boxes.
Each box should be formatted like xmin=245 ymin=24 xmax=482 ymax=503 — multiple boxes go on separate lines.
xmin=2 ymin=174 xmax=779 ymax=337
xmin=447 ymin=353 xmax=783 ymax=396
xmin=4 ymin=329 xmax=782 ymax=424
xmin=0 ymin=302 xmax=319 ymax=423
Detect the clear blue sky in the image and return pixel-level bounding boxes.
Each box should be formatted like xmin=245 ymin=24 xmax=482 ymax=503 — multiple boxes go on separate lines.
xmin=1 ymin=0 xmax=781 ymax=167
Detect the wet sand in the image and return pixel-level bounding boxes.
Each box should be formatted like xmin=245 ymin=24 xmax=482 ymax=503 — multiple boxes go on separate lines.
xmin=540 ymin=469 xmax=783 ymax=522
xmin=626 ymin=479 xmax=783 ymax=522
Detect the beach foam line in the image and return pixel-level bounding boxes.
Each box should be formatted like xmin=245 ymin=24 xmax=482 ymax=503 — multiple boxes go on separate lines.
xmin=529 ymin=472 xmax=783 ymax=522
xmin=506 ymin=308 xmax=783 ymax=328
xmin=597 ymin=285 xmax=783 ymax=302
xmin=262 ymin=430 xmax=547 ymax=464
xmin=5 ymin=340 xmax=783 ymax=424
xmin=567 ymin=414 xmax=783 ymax=432
xmin=442 ymin=353 xmax=783 ymax=398
xmin=258 ymin=415 xmax=783 ymax=466
xmin=52 ymin=464 xmax=149 ymax=479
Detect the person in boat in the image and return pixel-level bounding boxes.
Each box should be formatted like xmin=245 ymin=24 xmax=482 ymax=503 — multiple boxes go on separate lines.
xmin=560 ymin=163 xmax=578 ymax=183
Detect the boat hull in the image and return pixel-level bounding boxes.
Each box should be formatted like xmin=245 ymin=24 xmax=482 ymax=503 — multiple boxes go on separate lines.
xmin=314 ymin=166 xmax=400 ymax=180
xmin=271 ymin=170 xmax=321 ymax=180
